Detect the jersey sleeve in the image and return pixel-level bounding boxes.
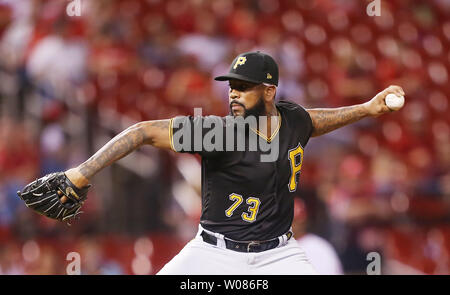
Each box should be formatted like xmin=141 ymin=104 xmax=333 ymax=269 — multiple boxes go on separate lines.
xmin=170 ymin=115 xmax=226 ymax=157
xmin=277 ymin=100 xmax=314 ymax=147
xmin=295 ymin=105 xmax=314 ymax=147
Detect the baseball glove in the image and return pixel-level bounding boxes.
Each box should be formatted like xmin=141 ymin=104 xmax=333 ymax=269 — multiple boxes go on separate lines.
xmin=17 ymin=172 xmax=90 ymax=224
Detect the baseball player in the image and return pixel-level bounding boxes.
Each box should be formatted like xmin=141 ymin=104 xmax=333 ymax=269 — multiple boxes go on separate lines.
xmin=17 ymin=51 xmax=405 ymax=275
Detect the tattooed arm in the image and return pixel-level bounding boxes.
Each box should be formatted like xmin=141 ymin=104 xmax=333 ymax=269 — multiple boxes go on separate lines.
xmin=65 ymin=119 xmax=172 ymax=188
xmin=307 ymin=105 xmax=369 ymax=137
xmin=307 ymin=85 xmax=405 ymax=137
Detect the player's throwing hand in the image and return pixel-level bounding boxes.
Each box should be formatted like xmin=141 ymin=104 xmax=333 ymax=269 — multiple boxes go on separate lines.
xmin=364 ymin=85 xmax=405 ymax=116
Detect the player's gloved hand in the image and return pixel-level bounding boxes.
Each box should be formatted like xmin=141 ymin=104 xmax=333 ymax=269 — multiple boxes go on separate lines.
xmin=363 ymin=85 xmax=405 ymax=117
xmin=17 ymin=172 xmax=91 ymax=225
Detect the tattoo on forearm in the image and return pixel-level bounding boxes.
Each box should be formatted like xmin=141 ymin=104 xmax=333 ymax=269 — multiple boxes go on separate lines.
xmin=143 ymin=120 xmax=168 ymax=145
xmin=307 ymin=105 xmax=368 ymax=137
xmin=78 ymin=120 xmax=168 ymax=179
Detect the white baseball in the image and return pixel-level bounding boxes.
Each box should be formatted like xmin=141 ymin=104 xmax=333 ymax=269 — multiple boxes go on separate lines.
xmin=385 ymin=93 xmax=405 ymax=111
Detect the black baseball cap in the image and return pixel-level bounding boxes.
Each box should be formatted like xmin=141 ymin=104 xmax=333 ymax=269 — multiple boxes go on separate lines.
xmin=214 ymin=51 xmax=279 ymax=86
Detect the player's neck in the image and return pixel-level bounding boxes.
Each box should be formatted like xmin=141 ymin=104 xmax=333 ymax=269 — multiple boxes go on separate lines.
xmin=256 ymin=105 xmax=280 ymax=140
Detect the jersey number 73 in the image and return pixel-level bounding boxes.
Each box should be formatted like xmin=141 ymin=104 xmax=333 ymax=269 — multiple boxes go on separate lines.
xmin=225 ymin=193 xmax=261 ymax=223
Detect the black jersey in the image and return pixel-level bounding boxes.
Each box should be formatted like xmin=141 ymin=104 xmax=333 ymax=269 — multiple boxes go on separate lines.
xmin=170 ymin=100 xmax=314 ymax=241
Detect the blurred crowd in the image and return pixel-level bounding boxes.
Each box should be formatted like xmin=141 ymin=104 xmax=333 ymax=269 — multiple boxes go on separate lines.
xmin=0 ymin=0 xmax=449 ymax=274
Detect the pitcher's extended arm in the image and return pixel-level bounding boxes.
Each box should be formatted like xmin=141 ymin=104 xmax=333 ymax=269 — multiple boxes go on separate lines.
xmin=307 ymin=85 xmax=405 ymax=137
xmin=65 ymin=119 xmax=173 ymax=188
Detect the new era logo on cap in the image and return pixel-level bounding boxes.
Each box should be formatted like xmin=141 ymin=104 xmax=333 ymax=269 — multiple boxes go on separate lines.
xmin=215 ymin=51 xmax=279 ymax=86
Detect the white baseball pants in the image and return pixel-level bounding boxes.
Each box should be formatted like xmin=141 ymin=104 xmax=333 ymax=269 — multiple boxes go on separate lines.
xmin=157 ymin=225 xmax=319 ymax=275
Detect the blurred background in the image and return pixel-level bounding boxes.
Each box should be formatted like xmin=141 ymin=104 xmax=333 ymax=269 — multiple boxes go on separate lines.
xmin=0 ymin=0 xmax=448 ymax=275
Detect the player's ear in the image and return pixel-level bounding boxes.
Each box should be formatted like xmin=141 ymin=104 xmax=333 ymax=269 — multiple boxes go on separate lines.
xmin=264 ymin=85 xmax=276 ymax=101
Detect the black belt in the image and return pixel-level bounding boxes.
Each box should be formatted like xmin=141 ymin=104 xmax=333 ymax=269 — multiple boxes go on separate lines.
xmin=200 ymin=230 xmax=293 ymax=253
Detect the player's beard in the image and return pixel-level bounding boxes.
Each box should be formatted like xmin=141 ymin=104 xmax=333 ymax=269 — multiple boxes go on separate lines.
xmin=229 ymin=95 xmax=266 ymax=119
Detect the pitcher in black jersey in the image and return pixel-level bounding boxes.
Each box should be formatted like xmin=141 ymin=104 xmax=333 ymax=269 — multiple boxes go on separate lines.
xmin=64 ymin=51 xmax=405 ymax=274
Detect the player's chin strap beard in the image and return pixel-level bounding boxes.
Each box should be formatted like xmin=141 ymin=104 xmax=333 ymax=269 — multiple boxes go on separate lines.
xmin=245 ymin=97 xmax=266 ymax=118
xmin=230 ymin=96 xmax=267 ymax=119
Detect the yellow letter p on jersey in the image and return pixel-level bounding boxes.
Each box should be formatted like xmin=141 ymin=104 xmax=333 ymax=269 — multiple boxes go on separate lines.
xmin=288 ymin=143 xmax=304 ymax=192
